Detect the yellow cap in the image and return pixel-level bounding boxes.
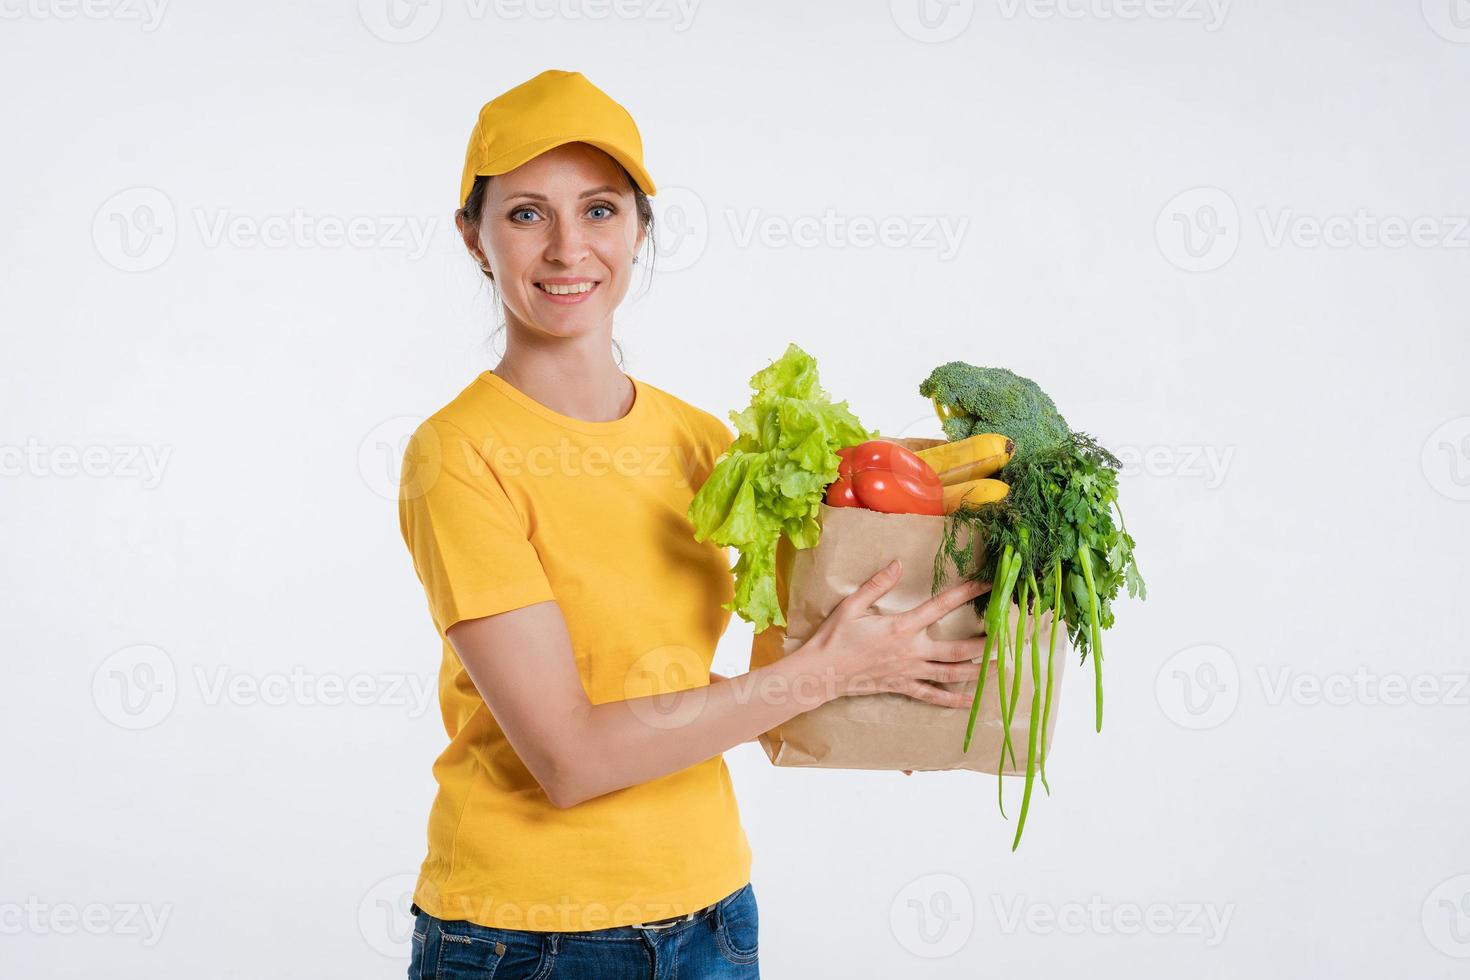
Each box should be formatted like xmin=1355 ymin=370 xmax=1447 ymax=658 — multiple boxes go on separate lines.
xmin=458 ymin=69 xmax=657 ymax=209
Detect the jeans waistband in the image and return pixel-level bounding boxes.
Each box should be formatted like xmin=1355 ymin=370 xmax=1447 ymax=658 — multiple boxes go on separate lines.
xmin=411 ymin=888 xmax=735 ymax=934
xmin=630 ymin=897 xmax=721 ymax=930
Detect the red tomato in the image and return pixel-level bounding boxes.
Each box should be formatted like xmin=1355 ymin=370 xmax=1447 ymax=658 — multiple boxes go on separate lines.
xmin=848 ymin=440 xmax=941 ymax=488
xmin=825 ymin=475 xmax=859 ymax=508
xmin=851 ymin=469 xmax=944 ymax=515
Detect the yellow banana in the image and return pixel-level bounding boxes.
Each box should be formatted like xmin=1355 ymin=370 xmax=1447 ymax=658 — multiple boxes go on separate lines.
xmin=942 ymin=478 xmax=1010 ymax=514
xmin=916 ymin=432 xmax=1015 ymax=486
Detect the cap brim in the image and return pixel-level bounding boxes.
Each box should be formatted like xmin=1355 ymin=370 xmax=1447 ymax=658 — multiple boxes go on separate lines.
xmin=461 ymin=135 xmax=657 ymax=206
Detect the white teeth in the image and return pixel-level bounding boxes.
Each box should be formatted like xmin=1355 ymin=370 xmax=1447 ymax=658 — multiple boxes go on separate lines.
xmin=539 ymin=281 xmax=595 ymax=295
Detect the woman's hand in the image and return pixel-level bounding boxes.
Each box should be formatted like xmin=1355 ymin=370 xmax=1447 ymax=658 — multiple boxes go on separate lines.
xmin=802 ymin=558 xmax=991 ymax=709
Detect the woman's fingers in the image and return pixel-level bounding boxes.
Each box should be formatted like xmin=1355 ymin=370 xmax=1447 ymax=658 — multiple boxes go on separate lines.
xmin=923 ymin=635 xmax=992 ymax=663
xmin=893 ymin=577 xmax=989 ymax=633
xmin=917 ymin=660 xmax=983 ymax=684
xmin=837 ymin=559 xmax=905 ymax=617
xmin=898 ymin=679 xmax=974 ymax=709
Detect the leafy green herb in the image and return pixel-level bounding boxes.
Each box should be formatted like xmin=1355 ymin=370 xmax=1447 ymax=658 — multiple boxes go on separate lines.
xmin=932 ymin=409 xmax=1144 ymax=849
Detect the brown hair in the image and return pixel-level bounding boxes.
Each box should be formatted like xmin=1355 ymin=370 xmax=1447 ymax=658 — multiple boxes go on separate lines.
xmin=457 ymin=156 xmax=656 ymax=368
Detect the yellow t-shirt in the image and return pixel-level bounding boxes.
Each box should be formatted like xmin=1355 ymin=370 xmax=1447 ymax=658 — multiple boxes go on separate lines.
xmin=397 ymin=369 xmax=752 ymax=932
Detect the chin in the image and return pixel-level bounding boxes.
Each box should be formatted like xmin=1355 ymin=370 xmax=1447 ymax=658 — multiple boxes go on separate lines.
xmin=526 ymin=309 xmax=609 ymax=338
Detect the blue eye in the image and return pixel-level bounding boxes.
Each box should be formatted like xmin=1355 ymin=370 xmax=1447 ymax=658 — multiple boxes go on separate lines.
xmin=511 ymin=208 xmax=539 ymax=223
xmin=588 ymin=203 xmax=615 ymax=219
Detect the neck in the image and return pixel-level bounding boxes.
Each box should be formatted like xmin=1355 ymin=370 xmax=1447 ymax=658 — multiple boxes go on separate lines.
xmin=492 ymin=332 xmax=632 ymax=424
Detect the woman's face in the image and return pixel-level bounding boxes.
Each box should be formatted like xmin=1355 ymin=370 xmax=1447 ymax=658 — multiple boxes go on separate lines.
xmin=461 ymin=142 xmax=646 ymax=340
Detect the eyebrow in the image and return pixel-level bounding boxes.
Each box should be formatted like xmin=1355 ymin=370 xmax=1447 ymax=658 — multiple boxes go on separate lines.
xmin=503 ymin=185 xmax=625 ymax=202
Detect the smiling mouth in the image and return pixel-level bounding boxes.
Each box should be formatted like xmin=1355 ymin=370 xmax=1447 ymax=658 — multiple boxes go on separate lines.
xmin=535 ymin=281 xmax=599 ymax=295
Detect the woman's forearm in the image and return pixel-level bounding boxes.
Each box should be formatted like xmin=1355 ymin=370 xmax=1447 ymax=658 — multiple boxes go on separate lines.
xmin=555 ymin=641 xmax=838 ymax=806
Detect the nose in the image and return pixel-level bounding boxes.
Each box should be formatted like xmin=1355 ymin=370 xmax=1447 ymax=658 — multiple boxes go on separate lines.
xmin=542 ymin=215 xmax=591 ymax=267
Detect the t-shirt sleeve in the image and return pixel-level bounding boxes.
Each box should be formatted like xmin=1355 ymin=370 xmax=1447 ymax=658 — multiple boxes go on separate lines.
xmin=398 ymin=416 xmax=556 ymax=636
xmin=689 ymin=414 xmax=737 ymax=495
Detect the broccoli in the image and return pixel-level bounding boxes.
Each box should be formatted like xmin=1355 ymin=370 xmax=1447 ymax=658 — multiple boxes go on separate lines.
xmin=918 ymin=362 xmax=1071 ymax=456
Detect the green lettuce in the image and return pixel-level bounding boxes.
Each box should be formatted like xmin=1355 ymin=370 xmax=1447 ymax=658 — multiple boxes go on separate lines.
xmin=688 ymin=343 xmax=874 ymax=633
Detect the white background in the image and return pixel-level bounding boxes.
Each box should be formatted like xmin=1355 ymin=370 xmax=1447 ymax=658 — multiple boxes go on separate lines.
xmin=4 ymin=1 xmax=1469 ymax=977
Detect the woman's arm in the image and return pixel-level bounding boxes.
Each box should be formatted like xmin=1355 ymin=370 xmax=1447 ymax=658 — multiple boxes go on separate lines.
xmin=707 ymin=672 xmax=764 ymax=746
xmin=447 ymin=566 xmax=984 ymax=808
xmin=446 ymin=601 xmax=837 ymax=808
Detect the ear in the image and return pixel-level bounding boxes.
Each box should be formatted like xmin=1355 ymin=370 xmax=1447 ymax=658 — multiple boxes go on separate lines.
xmin=454 ymin=209 xmax=487 ymax=268
xmin=633 ymin=218 xmax=647 ymax=261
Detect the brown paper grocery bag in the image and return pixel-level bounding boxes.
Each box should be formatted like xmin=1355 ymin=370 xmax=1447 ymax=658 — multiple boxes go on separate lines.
xmin=748 ymin=437 xmax=1068 ymax=774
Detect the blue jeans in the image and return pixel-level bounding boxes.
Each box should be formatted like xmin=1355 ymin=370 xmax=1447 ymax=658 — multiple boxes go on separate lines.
xmin=408 ymin=881 xmax=760 ymax=979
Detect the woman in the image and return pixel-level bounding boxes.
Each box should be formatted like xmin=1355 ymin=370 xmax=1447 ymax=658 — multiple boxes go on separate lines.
xmin=397 ymin=68 xmax=990 ymax=980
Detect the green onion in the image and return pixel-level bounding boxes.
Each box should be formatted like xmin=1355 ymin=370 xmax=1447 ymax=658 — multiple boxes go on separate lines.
xmin=1078 ymin=545 xmax=1104 ymax=733
xmin=1012 ymin=571 xmax=1046 ymax=850
xmin=1038 ymin=559 xmax=1062 ymax=796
